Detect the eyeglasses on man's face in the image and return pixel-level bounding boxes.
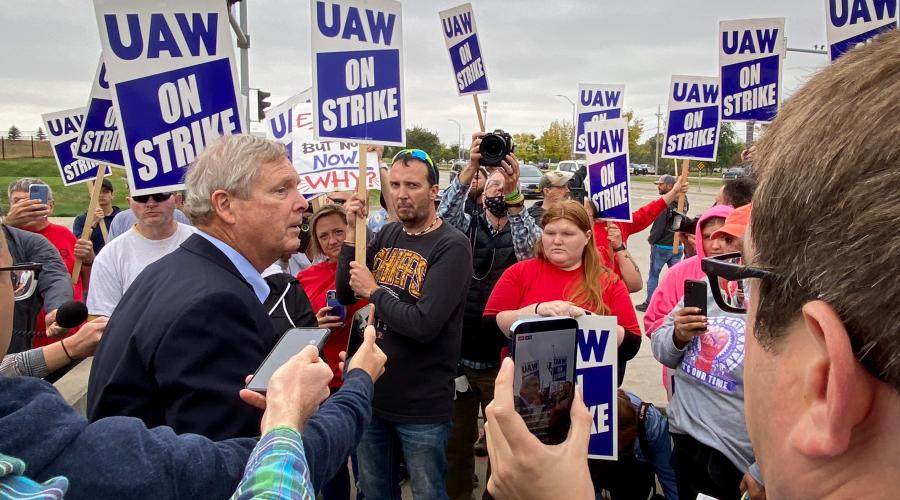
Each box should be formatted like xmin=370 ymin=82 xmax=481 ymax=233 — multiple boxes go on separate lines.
xmin=700 ymin=252 xmax=776 ymax=314
xmin=0 ymin=263 xmax=42 ymax=301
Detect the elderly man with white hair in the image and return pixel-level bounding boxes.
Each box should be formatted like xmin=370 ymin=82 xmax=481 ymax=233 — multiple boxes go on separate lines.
xmin=87 ymin=134 xmax=384 ymax=493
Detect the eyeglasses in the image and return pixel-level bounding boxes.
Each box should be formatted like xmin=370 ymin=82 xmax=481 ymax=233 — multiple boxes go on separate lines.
xmin=132 ymin=192 xmax=173 ymax=203
xmin=392 ymin=149 xmax=438 ymax=184
xmin=700 ymin=252 xmax=776 ymax=313
xmin=0 ymin=263 xmax=42 ymax=301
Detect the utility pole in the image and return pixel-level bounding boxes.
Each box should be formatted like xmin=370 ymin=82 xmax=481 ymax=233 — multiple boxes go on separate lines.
xmin=239 ymin=1 xmax=249 ymax=129
xmin=745 ymin=121 xmax=755 ymax=146
xmin=448 ymin=119 xmax=462 ymax=161
xmin=655 ymin=104 xmax=663 ymax=172
xmin=481 ymin=100 xmax=488 ymax=130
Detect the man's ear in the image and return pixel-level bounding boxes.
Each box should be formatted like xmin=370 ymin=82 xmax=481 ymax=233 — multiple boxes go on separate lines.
xmin=787 ymin=300 xmax=876 ymax=458
xmin=210 ymin=190 xmax=237 ymax=225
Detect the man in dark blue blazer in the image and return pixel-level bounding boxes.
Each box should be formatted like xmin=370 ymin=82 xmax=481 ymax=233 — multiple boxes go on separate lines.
xmin=87 ymin=135 xmax=383 ymax=493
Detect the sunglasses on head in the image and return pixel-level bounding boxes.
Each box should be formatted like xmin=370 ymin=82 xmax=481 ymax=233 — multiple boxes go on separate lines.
xmin=392 ymin=149 xmax=438 ymax=183
xmin=132 ymin=192 xmax=173 ymax=203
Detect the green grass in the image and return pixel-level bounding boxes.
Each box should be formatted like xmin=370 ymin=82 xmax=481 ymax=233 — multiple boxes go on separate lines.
xmin=0 ymin=158 xmax=131 ymax=216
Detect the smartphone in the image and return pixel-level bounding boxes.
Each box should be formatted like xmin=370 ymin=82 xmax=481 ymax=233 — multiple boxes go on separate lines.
xmin=684 ymin=279 xmax=708 ymax=317
xmin=326 ymin=290 xmax=346 ymax=322
xmin=510 ymin=317 xmax=578 ymax=445
xmin=28 ymin=184 xmax=50 ymax=205
xmin=246 ymin=328 xmax=331 ymax=393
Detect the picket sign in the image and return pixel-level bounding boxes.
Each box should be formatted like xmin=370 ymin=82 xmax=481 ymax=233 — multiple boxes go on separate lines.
xmin=575 ymin=315 xmax=618 ymax=460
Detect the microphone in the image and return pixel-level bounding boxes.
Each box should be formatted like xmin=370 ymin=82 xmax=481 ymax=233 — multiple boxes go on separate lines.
xmin=56 ymin=301 xmax=88 ymax=328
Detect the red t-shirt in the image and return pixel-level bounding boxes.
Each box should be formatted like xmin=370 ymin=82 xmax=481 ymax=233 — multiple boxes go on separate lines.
xmin=483 ymin=258 xmax=639 ymax=334
xmin=26 ymin=223 xmax=84 ymax=348
xmin=593 ymin=197 xmax=668 ymax=275
xmin=298 ymin=261 xmax=368 ymax=388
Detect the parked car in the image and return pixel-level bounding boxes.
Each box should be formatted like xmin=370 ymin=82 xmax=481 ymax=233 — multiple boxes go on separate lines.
xmin=519 ymin=164 xmax=545 ymax=198
xmin=556 ymin=160 xmax=585 ymax=175
xmin=644 ymin=163 xmax=658 ymax=175
xmin=536 ymin=161 xmax=550 ymax=171
xmin=631 ymin=164 xmax=649 ymax=175
xmin=448 ymin=160 xmax=466 ymax=183
xmin=722 ymin=166 xmax=747 ymax=179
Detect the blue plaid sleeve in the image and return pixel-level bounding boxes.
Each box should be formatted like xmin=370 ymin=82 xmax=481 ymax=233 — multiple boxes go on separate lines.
xmin=0 ymin=454 xmax=68 ymax=499
xmin=507 ymin=209 xmax=542 ymax=261
xmin=230 ymin=427 xmax=314 ymax=500
xmin=438 ymin=176 xmax=472 ymax=233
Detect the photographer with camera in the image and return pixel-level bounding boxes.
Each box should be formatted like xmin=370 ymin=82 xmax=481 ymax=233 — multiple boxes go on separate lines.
xmin=635 ymin=175 xmax=688 ymax=312
xmin=439 ymin=131 xmax=541 ymax=500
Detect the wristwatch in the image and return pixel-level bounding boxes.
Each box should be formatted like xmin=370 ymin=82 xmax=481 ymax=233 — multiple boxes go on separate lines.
xmin=613 ymin=244 xmax=627 ymax=252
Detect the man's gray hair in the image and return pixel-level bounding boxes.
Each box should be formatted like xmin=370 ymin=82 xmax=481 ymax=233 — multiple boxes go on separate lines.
xmin=183 ymin=135 xmax=287 ymax=225
xmin=8 ymin=178 xmax=52 ymax=202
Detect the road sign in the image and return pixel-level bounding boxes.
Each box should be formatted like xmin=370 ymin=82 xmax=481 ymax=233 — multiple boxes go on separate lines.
xmin=697 ymin=162 xmax=705 ymax=170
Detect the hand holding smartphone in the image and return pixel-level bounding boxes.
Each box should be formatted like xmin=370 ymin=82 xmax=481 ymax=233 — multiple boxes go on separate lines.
xmin=246 ymin=328 xmax=331 ymax=394
xmin=683 ymin=279 xmax=708 ymax=317
xmin=28 ymin=184 xmax=50 ymax=205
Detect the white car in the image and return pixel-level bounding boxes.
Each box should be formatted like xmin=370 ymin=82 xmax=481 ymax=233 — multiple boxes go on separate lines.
xmin=555 ymin=160 xmax=585 ymax=174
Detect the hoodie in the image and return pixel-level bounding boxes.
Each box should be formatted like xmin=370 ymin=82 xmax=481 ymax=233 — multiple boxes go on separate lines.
xmin=642 ymin=204 xmax=735 ymax=336
xmin=650 ymin=275 xmax=756 ymax=475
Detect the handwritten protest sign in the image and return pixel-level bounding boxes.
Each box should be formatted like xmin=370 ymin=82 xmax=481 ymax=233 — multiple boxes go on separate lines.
xmin=93 ymin=0 xmax=244 ymax=195
xmin=663 ymin=75 xmax=721 ymax=161
xmin=74 ymin=55 xmax=125 ymax=168
xmin=42 ymin=108 xmax=111 ymax=186
xmin=826 ymin=0 xmax=898 ymax=61
xmin=576 ymin=315 xmax=618 ymax=460
xmin=584 ymin=118 xmax=631 ymax=223
xmin=719 ymin=18 xmax=785 ymax=123
xmin=311 ymin=0 xmax=405 ymax=146
xmin=574 ymin=84 xmax=624 ymax=154
xmin=439 ymin=3 xmax=489 ymax=95
xmin=292 ymin=103 xmax=380 ymax=195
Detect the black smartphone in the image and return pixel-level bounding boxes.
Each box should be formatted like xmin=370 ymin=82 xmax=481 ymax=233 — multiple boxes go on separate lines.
xmin=28 ymin=184 xmax=50 ymax=205
xmin=246 ymin=328 xmax=331 ymax=394
xmin=510 ymin=317 xmax=579 ymax=445
xmin=684 ymin=279 xmax=708 ymax=317
xmin=326 ymin=290 xmax=346 ymax=322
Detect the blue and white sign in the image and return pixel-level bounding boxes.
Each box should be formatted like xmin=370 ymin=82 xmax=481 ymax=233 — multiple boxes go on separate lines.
xmin=576 ymin=315 xmax=618 ymax=460
xmin=439 ymin=3 xmax=489 ymax=96
xmin=663 ymin=75 xmax=721 ymax=162
xmin=265 ymin=88 xmax=313 ymax=162
xmin=311 ymin=0 xmax=405 ymax=146
xmin=826 ymin=0 xmax=898 ymax=61
xmin=74 ymin=55 xmax=125 ymax=168
xmin=719 ymin=18 xmax=785 ymax=123
xmin=574 ymin=84 xmax=624 ymax=154
xmin=585 ymin=118 xmax=631 ymax=223
xmin=93 ymin=0 xmax=244 ymax=195
xmin=291 ymin=103 xmax=381 ymax=195
xmin=42 ymin=107 xmax=112 ymax=187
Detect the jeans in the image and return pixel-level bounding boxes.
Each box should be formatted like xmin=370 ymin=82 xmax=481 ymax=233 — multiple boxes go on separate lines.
xmin=358 ymin=416 xmax=452 ymax=500
xmin=446 ymin=365 xmax=499 ymax=500
xmin=645 ymin=244 xmax=683 ymax=304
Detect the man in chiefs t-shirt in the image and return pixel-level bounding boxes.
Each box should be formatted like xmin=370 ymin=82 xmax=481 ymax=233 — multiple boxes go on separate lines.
xmin=5 ymin=178 xmax=93 ymax=346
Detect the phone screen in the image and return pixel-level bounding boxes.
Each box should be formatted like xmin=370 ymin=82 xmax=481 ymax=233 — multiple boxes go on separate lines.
xmin=511 ymin=319 xmax=578 ymax=445
xmin=246 ymin=328 xmax=330 ymax=393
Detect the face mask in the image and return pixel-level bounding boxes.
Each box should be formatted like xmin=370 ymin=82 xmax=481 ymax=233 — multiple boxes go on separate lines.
xmin=484 ymin=195 xmax=508 ymax=217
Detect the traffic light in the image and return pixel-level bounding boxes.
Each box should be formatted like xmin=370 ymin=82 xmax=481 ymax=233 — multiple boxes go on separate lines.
xmin=257 ymin=90 xmax=271 ymax=120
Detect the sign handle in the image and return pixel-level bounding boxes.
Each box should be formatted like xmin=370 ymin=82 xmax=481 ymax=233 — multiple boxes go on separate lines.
xmin=72 ymin=167 xmax=106 ymax=283
xmin=473 ymin=94 xmax=485 ymax=133
xmin=672 ymin=159 xmax=690 ymax=254
xmin=86 ymin=179 xmax=109 ymax=242
xmin=355 ymin=144 xmax=368 ymax=264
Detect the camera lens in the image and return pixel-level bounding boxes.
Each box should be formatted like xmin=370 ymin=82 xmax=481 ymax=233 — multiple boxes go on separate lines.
xmin=479 ymin=134 xmax=506 ymax=167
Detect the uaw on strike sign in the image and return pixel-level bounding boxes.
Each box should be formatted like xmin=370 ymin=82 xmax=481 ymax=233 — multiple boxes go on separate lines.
xmin=311 ymin=0 xmax=405 ymax=146
xmin=439 ymin=3 xmax=489 ymax=95
xmin=93 ymin=0 xmax=244 ymax=195
xmin=719 ymin=18 xmax=784 ymax=123
xmin=826 ymin=0 xmax=898 ymax=61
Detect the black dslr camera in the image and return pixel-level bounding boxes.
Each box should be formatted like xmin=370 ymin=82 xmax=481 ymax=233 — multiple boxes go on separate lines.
xmin=669 ymin=210 xmax=698 ymax=234
xmin=478 ymin=129 xmax=515 ymax=167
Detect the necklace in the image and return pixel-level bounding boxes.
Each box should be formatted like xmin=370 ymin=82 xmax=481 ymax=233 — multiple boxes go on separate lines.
xmin=403 ymin=217 xmax=440 ymax=236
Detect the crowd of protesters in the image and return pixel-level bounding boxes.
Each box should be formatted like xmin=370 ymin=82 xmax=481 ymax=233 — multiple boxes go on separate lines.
xmin=0 ymin=31 xmax=897 ymax=500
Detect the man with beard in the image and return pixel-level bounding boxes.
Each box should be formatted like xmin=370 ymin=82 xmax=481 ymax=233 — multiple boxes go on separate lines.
xmin=338 ymin=149 xmax=472 ymax=500
xmin=636 ymin=175 xmax=688 ymax=312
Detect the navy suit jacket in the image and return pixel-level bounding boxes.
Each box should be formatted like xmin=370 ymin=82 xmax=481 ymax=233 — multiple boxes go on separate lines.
xmin=87 ymin=234 xmax=373 ymax=492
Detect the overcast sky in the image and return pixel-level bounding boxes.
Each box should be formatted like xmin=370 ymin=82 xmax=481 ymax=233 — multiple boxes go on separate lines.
xmin=0 ymin=0 xmax=833 ymax=144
